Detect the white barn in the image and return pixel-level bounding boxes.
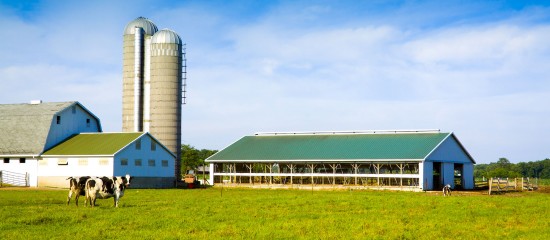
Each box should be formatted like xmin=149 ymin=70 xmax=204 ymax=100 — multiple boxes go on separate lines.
xmin=0 ymin=101 xmax=176 ymax=188
xmin=206 ymin=130 xmax=476 ymax=191
xmin=0 ymin=101 xmax=101 ymax=186
xmin=40 ymin=132 xmax=176 ymax=188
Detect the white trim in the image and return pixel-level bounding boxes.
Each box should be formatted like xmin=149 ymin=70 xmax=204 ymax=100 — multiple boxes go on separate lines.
xmin=214 ymin=173 xmax=421 ymax=178
xmin=254 ymin=129 xmax=440 ymax=136
xmin=207 ymin=159 xmax=423 ymax=163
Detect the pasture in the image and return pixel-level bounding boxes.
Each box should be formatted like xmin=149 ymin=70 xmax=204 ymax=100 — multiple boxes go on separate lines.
xmin=0 ymin=187 xmax=548 ymax=239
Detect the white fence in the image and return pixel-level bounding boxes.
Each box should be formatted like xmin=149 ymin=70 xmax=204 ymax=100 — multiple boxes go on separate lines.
xmin=0 ymin=170 xmax=29 ymax=187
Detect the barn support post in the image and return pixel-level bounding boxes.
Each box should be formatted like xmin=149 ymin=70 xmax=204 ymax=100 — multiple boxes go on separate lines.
xmin=245 ymin=164 xmax=252 ymax=185
xmin=398 ymin=163 xmax=404 ymax=187
xmin=267 ymin=164 xmax=273 ymax=185
xmin=287 ymin=164 xmax=294 ymax=185
xmin=308 ymin=164 xmax=316 ymax=185
xmin=329 ymin=164 xmax=338 ymax=186
xmin=351 ymin=164 xmax=360 ymax=185
xmin=374 ymin=164 xmax=381 ymax=186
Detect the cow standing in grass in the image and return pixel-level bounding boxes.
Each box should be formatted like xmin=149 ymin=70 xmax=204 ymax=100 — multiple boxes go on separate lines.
xmin=85 ymin=174 xmax=131 ymax=208
xmin=66 ymin=176 xmax=90 ymax=206
xmin=443 ymin=184 xmax=452 ymax=196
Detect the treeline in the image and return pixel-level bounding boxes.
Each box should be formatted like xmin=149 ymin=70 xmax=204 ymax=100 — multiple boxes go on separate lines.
xmin=180 ymin=144 xmax=218 ymax=173
xmin=474 ymin=158 xmax=550 ymax=179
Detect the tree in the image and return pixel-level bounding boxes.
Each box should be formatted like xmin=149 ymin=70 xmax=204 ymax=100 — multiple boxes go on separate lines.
xmin=180 ymin=144 xmax=218 ymax=175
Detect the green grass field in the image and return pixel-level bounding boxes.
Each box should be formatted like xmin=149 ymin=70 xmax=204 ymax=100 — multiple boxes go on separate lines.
xmin=0 ymin=187 xmax=548 ymax=239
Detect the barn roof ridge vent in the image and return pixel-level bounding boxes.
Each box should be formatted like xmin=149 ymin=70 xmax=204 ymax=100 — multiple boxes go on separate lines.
xmin=254 ymin=129 xmax=441 ymax=136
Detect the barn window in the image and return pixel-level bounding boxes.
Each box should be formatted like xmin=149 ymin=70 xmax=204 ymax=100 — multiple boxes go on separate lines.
xmin=3 ymin=158 xmax=8 ymax=164
xmin=72 ymin=106 xmax=76 ymax=114
xmin=57 ymin=158 xmax=68 ymax=165
xmin=99 ymin=159 xmax=109 ymax=165
xmin=162 ymin=160 xmax=169 ymax=167
xmin=135 ymin=139 xmax=141 ymax=150
xmin=78 ymin=159 xmax=88 ymax=166
xmin=121 ymin=159 xmax=128 ymax=166
xmin=86 ymin=118 xmax=91 ymax=127
xmin=19 ymin=158 xmax=26 ymax=164
xmin=148 ymin=159 xmax=156 ymax=167
xmin=56 ymin=116 xmax=61 ymax=124
xmin=151 ymin=141 xmax=156 ymax=151
xmin=135 ymin=159 xmax=142 ymax=166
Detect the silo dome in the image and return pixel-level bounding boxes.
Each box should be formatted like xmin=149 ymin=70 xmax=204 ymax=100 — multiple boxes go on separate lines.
xmin=124 ymin=17 xmax=158 ymax=35
xmin=152 ymin=29 xmax=182 ymax=44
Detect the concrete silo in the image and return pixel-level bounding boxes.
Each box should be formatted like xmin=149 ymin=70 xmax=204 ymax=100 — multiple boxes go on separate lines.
xmin=149 ymin=29 xmax=183 ymax=180
xmin=122 ymin=17 xmax=158 ymax=132
xmin=122 ymin=17 xmax=183 ymax=183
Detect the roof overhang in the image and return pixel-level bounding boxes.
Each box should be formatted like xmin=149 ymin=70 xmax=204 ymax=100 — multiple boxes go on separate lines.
xmin=40 ymin=154 xmax=114 ymax=158
xmin=206 ymin=159 xmax=424 ymax=163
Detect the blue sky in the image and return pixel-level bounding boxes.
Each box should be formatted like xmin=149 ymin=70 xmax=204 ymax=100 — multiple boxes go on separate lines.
xmin=1 ymin=0 xmax=549 ymax=163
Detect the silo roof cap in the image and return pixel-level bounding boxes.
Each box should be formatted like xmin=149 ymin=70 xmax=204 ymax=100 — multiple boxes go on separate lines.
xmin=124 ymin=17 xmax=158 ymax=35
xmin=152 ymin=29 xmax=182 ymax=44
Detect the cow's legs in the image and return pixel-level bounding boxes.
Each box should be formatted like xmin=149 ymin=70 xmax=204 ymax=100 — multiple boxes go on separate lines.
xmin=74 ymin=193 xmax=80 ymax=206
xmin=67 ymin=191 xmax=73 ymax=205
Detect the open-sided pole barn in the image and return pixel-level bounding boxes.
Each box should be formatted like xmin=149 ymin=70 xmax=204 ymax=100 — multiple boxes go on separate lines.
xmin=206 ymin=130 xmax=475 ymax=191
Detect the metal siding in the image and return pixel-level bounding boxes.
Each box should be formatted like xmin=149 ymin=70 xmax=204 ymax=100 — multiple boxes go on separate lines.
xmin=425 ymin=135 xmax=474 ymax=163
xmin=43 ymin=104 xmax=102 ymax=152
xmin=422 ymin=161 xmax=433 ymax=190
xmin=462 ymin=163 xmax=475 ymax=189
xmin=442 ymin=162 xmax=455 ymax=188
xmin=208 ymin=133 xmax=449 ymax=161
xmin=114 ymin=134 xmax=175 ymax=177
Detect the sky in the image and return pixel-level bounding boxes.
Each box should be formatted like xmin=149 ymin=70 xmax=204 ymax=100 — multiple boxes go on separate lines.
xmin=1 ymin=0 xmax=549 ymax=164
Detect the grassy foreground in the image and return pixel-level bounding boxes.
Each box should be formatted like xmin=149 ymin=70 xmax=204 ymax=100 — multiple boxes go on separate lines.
xmin=0 ymin=187 xmax=548 ymax=239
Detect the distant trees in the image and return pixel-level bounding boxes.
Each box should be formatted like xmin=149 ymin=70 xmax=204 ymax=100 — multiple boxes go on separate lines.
xmin=474 ymin=158 xmax=550 ymax=179
xmin=180 ymin=144 xmax=218 ymax=173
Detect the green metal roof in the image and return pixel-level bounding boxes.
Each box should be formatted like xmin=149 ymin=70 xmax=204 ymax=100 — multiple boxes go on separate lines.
xmin=207 ymin=133 xmax=451 ymax=162
xmin=42 ymin=133 xmax=143 ymax=156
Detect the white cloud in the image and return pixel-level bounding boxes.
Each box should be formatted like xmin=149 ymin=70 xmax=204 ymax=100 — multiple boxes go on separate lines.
xmin=1 ymin=1 xmax=549 ymax=163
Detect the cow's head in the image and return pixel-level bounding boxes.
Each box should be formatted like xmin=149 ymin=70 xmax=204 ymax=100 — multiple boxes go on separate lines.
xmin=122 ymin=174 xmax=131 ymax=187
xmin=113 ymin=174 xmax=132 ymax=192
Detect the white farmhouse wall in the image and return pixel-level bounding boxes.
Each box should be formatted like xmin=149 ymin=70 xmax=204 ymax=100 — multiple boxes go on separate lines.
xmin=0 ymin=158 xmax=38 ymax=187
xmin=38 ymin=157 xmax=114 ymax=177
xmin=44 ymin=104 xmax=101 ymax=151
xmin=37 ymin=157 xmax=114 ymax=187
xmin=114 ymin=134 xmax=175 ymax=177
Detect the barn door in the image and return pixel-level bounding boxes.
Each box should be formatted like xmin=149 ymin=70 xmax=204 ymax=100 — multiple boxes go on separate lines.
xmin=432 ymin=162 xmax=442 ymax=190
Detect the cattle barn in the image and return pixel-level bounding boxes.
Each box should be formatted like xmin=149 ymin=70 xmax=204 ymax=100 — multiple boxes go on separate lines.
xmin=206 ymin=130 xmax=475 ymax=191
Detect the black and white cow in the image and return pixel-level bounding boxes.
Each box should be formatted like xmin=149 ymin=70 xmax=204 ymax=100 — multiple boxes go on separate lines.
xmin=66 ymin=176 xmax=91 ymax=206
xmin=85 ymin=174 xmax=131 ymax=208
xmin=443 ymin=184 xmax=452 ymax=196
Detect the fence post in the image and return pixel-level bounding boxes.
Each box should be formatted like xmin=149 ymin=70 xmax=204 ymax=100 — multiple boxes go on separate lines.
xmin=487 ymin=178 xmax=493 ymax=195
xmin=0 ymin=171 xmax=3 ymax=187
